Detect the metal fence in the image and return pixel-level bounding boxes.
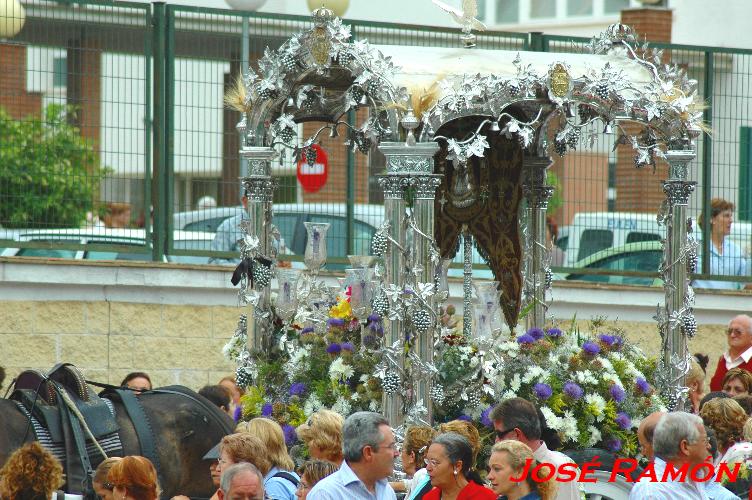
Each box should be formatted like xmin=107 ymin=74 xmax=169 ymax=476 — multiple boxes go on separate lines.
xmin=1 ymin=0 xmax=750 ymax=289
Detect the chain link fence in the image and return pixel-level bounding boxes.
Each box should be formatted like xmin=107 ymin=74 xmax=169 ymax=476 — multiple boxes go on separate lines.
xmin=1 ymin=0 xmax=750 ymax=288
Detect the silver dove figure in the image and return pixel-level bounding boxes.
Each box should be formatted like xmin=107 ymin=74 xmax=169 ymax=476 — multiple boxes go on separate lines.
xmin=431 ymin=0 xmax=487 ymax=48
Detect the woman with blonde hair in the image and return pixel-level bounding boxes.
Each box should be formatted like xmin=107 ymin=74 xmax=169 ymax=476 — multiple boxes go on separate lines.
xmin=391 ymin=425 xmax=435 ymax=495
xmin=107 ymin=455 xmax=160 ymax=500
xmin=93 ymin=457 xmax=122 ymax=500
xmin=295 ymin=459 xmax=338 ymax=500
xmin=686 ymin=357 xmax=707 ymax=414
xmin=296 ymin=409 xmax=344 ymax=465
xmin=487 ymin=440 xmax=556 ymax=500
xmin=700 ymin=397 xmax=752 ymax=465
xmin=237 ymin=418 xmax=300 ymax=500
xmin=0 ymin=441 xmax=63 ymax=500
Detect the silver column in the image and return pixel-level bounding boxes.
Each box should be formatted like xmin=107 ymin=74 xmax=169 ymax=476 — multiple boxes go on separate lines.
xmin=378 ymin=141 xmax=441 ymax=426
xmin=240 ymin=146 xmax=277 ymax=354
xmin=522 ymin=156 xmax=554 ymax=330
xmin=659 ymin=148 xmax=697 ymax=411
xmin=411 ymin=172 xmax=442 ymax=424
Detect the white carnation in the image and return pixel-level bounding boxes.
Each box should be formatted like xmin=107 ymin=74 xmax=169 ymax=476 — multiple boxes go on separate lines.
xmin=501 ymin=389 xmax=517 ymax=400
xmin=585 ymin=393 xmax=606 ymax=417
xmin=510 ymin=373 xmax=522 ymax=392
xmin=329 ymin=358 xmax=355 ymax=381
xmin=303 ymin=394 xmax=323 ymax=417
xmin=523 ymin=366 xmax=545 ymax=384
xmin=332 ymin=396 xmax=352 ymax=416
xmin=540 ymin=406 xmax=561 ymax=430
xmin=587 ymin=425 xmax=602 ymax=447
xmin=560 ymin=411 xmax=579 ymax=442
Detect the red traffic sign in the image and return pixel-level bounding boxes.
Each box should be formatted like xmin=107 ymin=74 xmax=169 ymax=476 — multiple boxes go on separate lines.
xmin=297 ymin=144 xmax=329 ymax=193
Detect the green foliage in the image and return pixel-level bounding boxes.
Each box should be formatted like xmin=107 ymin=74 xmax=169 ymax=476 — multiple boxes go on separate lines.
xmin=546 ymin=170 xmax=563 ymax=215
xmin=0 ymin=104 xmax=107 ymax=228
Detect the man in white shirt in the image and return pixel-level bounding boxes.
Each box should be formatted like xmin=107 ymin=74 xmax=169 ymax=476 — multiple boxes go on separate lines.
xmin=629 ymin=412 xmax=710 ymax=500
xmin=307 ymin=411 xmax=398 ymax=500
xmin=491 ymin=397 xmax=580 ymax=500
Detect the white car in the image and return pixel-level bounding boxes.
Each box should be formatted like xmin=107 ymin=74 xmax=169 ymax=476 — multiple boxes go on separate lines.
xmin=1 ymin=228 xmax=216 ymax=265
xmin=174 ymin=203 xmax=494 ymax=276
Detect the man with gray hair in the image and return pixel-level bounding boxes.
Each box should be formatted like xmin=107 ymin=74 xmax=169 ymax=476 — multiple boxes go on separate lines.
xmin=307 ymin=411 xmax=398 ymax=500
xmin=710 ymin=314 xmax=752 ymax=391
xmin=218 ymin=462 xmax=265 ymax=500
xmin=629 ymin=411 xmax=710 ymax=499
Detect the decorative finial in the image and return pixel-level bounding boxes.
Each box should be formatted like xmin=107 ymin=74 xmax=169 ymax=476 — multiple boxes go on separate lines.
xmin=431 ymin=0 xmax=486 ymax=49
xmin=312 ymin=5 xmax=334 ymax=27
xmin=401 ymin=106 xmax=419 ymax=146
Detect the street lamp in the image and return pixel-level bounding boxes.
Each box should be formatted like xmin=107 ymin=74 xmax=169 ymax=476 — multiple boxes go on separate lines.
xmin=306 ymin=0 xmax=349 ymax=17
xmin=0 ymin=0 xmax=25 ymax=39
xmin=224 ymin=0 xmax=267 ymax=11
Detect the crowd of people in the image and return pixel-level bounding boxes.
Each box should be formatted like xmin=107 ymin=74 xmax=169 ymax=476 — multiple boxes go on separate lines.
xmin=5 ymin=313 xmax=752 ymax=499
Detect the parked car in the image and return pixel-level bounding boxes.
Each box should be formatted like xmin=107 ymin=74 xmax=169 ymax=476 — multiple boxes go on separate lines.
xmin=562 ymin=212 xmax=665 ymax=268
xmin=0 ymin=228 xmax=215 ymax=265
xmin=173 ymin=206 xmax=245 ymax=233
xmin=174 ymin=203 xmax=494 ymax=275
xmin=561 ymin=241 xmax=664 ymax=286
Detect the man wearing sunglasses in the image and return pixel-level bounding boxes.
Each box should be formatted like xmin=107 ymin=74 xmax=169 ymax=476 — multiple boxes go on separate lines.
xmin=709 ymin=315 xmax=752 ymax=391
xmin=490 ymin=397 xmax=581 ymax=500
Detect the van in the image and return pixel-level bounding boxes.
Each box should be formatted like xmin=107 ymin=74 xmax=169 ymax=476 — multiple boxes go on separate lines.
xmin=562 ymin=212 xmax=664 ymax=268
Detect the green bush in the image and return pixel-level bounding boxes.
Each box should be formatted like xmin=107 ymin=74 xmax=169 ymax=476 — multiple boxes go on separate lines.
xmin=0 ymin=104 xmax=107 ymax=228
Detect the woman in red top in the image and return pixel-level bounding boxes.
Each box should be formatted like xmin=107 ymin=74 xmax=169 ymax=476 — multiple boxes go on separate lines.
xmin=423 ymin=433 xmax=496 ymax=500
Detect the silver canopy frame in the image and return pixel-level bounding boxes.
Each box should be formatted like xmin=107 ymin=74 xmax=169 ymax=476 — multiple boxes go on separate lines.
xmin=233 ymin=8 xmax=703 ymax=424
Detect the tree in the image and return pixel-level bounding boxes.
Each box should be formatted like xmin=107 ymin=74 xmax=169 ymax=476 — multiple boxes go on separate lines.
xmin=0 ymin=104 xmax=106 ymax=228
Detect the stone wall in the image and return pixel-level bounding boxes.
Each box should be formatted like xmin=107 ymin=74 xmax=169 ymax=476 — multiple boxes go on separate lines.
xmin=0 ymin=258 xmax=742 ymax=393
xmin=0 ymin=300 xmax=239 ymax=391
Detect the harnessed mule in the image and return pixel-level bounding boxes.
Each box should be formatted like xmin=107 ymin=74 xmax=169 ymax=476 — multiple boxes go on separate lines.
xmin=3 ymin=364 xmax=235 ymax=498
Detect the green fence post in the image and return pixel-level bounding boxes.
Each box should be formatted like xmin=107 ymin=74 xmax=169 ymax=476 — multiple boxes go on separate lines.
xmin=701 ymin=50 xmax=714 ymax=275
xmin=346 ymin=27 xmax=357 ymax=257
xmin=165 ymin=5 xmax=176 ymax=257
xmin=529 ymin=32 xmax=544 ymax=52
xmin=144 ymin=4 xmax=153 ymax=243
xmin=152 ymin=1 xmax=167 ymax=261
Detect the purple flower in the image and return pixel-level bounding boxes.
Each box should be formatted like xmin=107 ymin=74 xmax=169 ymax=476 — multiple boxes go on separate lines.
xmin=233 ymin=405 xmax=242 ymax=422
xmin=528 ymin=328 xmax=545 ymax=341
xmin=362 ymin=334 xmax=377 ymax=347
xmin=611 ymin=336 xmax=624 ymax=350
xmin=533 ymin=383 xmax=553 ymax=400
xmin=367 ymin=313 xmax=381 ymax=323
xmin=563 ymin=381 xmax=584 ymax=400
xmin=605 ymin=438 xmax=622 ymax=452
xmin=480 ymin=406 xmax=494 ymax=428
xmin=457 ymin=414 xmax=472 ymax=422
xmin=546 ymin=328 xmax=563 ymax=338
xmin=582 ymin=341 xmax=600 ymax=355
xmin=341 ymin=342 xmax=355 ymax=352
xmin=328 ymin=318 xmax=345 ymax=328
xmin=301 ymin=326 xmax=315 ymax=335
xmin=289 ymin=382 xmax=307 ymax=396
xmin=609 ymin=384 xmax=626 ymax=403
xmin=517 ymin=334 xmax=536 ymax=345
xmin=261 ymin=403 xmax=273 ymax=417
xmin=326 ymin=343 xmax=342 ymax=354
xmin=282 ymin=424 xmax=297 ymax=447
xmin=636 ymin=377 xmax=651 ymax=395
xmin=598 ymin=334 xmax=615 ymax=346
xmin=615 ymin=412 xmax=632 ymax=430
